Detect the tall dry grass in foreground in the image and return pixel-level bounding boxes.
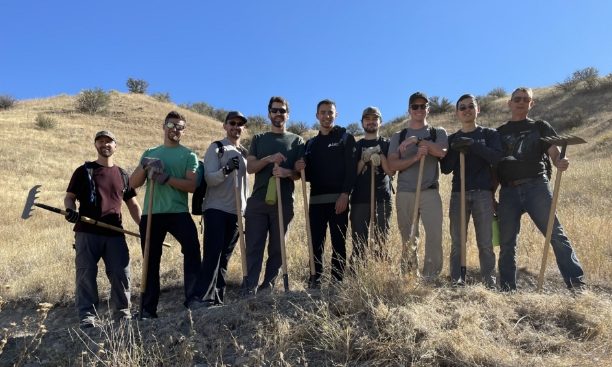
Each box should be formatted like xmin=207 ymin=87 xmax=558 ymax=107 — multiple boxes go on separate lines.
xmin=0 ymin=91 xmax=611 ymax=366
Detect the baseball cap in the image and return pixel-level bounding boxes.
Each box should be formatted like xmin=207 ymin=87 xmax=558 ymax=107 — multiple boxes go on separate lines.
xmin=94 ymin=130 xmax=117 ymax=143
xmin=225 ymin=111 xmax=247 ymax=125
xmin=362 ymin=106 xmax=382 ymax=120
xmin=409 ymin=92 xmax=429 ymax=105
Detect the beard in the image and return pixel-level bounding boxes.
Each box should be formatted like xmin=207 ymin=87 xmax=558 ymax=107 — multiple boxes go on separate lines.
xmin=363 ymin=125 xmax=378 ymax=134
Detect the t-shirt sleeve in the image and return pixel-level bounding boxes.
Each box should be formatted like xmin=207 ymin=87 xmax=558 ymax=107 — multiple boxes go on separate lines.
xmin=249 ymin=134 xmax=260 ymax=157
xmin=66 ymin=166 xmax=86 ymax=199
xmin=388 ymin=133 xmax=400 ymax=155
xmin=187 ymin=151 xmax=198 ymax=173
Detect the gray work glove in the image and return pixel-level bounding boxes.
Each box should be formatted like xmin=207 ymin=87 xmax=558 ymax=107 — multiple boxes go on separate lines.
xmin=65 ymin=208 xmax=80 ymax=223
xmin=151 ymin=170 xmax=170 ymax=185
xmin=361 ymin=146 xmax=381 ymax=163
xmin=222 ymin=156 xmax=240 ymax=175
xmin=451 ymin=137 xmax=474 ymax=153
xmin=370 ymin=153 xmax=381 ymax=167
xmin=141 ymin=157 xmax=164 ymax=172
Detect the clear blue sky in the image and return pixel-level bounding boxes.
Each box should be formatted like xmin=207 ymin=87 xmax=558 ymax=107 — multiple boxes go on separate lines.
xmin=2 ymin=1 xmax=611 ymax=127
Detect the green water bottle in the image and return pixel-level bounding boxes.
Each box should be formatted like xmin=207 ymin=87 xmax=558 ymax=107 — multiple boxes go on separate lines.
xmin=492 ymin=213 xmax=500 ymax=247
xmin=265 ymin=176 xmax=277 ymax=205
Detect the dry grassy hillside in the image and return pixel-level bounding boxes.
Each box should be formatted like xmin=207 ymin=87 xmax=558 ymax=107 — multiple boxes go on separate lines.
xmin=0 ymin=88 xmax=611 ymax=366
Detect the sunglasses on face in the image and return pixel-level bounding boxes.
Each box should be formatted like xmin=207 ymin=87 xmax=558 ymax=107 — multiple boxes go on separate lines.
xmin=226 ymin=120 xmax=245 ymax=127
xmin=458 ymin=104 xmax=476 ymax=111
xmin=410 ymin=103 xmax=428 ymax=110
xmin=269 ymin=107 xmax=287 ymax=114
xmin=165 ymin=121 xmax=186 ymax=130
xmin=512 ymin=96 xmax=532 ymax=103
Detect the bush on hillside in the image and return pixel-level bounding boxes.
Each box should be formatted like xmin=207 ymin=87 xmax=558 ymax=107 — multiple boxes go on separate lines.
xmin=0 ymin=94 xmax=16 ymax=110
xmin=126 ymin=78 xmax=149 ymax=94
xmin=75 ymin=88 xmax=110 ymax=115
xmin=181 ymin=102 xmax=228 ymax=122
xmin=35 ymin=113 xmax=57 ymax=129
xmin=428 ymin=96 xmax=453 ymax=114
xmin=151 ymin=92 xmax=171 ymax=103
xmin=287 ymin=121 xmax=309 ymax=136
xmin=487 ymin=87 xmax=507 ymax=98
xmin=346 ymin=122 xmax=363 ymax=136
xmin=477 ymin=95 xmax=495 ymax=113
xmin=556 ymin=66 xmax=600 ymax=93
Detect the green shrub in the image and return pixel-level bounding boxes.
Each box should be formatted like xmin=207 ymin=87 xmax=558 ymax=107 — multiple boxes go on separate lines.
xmin=487 ymin=87 xmax=507 ymax=98
xmin=428 ymin=96 xmax=453 ymax=114
xmin=346 ymin=122 xmax=363 ymax=136
xmin=35 ymin=113 xmax=57 ymax=129
xmin=126 ymin=78 xmax=149 ymax=94
xmin=151 ymin=92 xmax=171 ymax=103
xmin=0 ymin=94 xmax=16 ymax=110
xmin=75 ymin=88 xmax=110 ymax=115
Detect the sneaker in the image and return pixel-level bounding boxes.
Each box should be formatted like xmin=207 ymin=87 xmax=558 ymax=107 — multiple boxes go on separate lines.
xmin=138 ymin=310 xmax=158 ymax=320
xmin=451 ymin=279 xmax=466 ymax=288
xmin=79 ymin=316 xmax=100 ymax=329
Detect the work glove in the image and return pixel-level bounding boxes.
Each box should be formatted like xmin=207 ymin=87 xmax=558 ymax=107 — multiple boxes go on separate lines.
xmin=151 ymin=170 xmax=170 ymax=185
xmin=65 ymin=208 xmax=80 ymax=223
xmin=361 ymin=146 xmax=380 ymax=163
xmin=451 ymin=137 xmax=474 ymax=153
xmin=370 ymin=153 xmax=381 ymax=167
xmin=141 ymin=157 xmax=164 ymax=172
xmin=222 ymin=156 xmax=240 ymax=175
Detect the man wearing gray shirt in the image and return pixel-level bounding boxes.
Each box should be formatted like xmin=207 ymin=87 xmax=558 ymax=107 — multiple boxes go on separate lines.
xmin=199 ymin=111 xmax=249 ymax=305
xmin=388 ymin=92 xmax=448 ymax=280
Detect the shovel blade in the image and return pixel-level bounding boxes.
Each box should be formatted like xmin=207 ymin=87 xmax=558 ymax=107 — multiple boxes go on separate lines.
xmin=540 ymin=134 xmax=587 ymax=146
xmin=21 ymin=185 xmax=42 ymax=219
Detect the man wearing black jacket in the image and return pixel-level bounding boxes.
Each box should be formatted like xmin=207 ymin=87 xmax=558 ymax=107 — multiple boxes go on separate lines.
xmin=295 ymin=99 xmax=357 ymax=286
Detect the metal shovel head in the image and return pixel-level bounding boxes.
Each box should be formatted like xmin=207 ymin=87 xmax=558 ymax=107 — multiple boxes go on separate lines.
xmin=540 ymin=134 xmax=587 ymax=146
xmin=22 ymin=185 xmax=42 ymax=219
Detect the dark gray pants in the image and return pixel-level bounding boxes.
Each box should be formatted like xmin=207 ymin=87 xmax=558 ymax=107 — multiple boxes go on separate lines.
xmin=75 ymin=232 xmax=130 ymax=321
xmin=350 ymin=200 xmax=392 ymax=260
xmin=244 ymin=197 xmax=293 ymax=291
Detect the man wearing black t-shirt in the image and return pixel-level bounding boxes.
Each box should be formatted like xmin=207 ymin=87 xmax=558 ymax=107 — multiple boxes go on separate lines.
xmin=65 ymin=131 xmax=142 ymax=328
xmin=350 ymin=107 xmax=395 ymax=260
xmin=496 ymin=87 xmax=585 ymax=291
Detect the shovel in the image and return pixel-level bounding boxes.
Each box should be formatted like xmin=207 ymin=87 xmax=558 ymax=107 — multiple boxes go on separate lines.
xmin=402 ymin=156 xmax=425 ymax=276
xmin=536 ymin=134 xmax=586 ymax=291
xmin=234 ymin=171 xmax=249 ymax=291
xmin=300 ymin=170 xmax=317 ymax=288
xmin=275 ymin=164 xmax=290 ymax=292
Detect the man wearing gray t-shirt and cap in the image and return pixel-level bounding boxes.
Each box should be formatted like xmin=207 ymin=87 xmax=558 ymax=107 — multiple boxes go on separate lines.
xmin=199 ymin=111 xmax=249 ymax=305
xmin=388 ymin=92 xmax=448 ymax=280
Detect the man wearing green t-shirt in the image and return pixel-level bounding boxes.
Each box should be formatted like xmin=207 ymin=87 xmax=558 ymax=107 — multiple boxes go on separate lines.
xmin=130 ymin=111 xmax=203 ymax=318
xmin=243 ymin=96 xmax=305 ymax=294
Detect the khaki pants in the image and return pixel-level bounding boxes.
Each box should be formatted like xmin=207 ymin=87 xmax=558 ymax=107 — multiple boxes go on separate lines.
xmin=396 ymin=189 xmax=443 ymax=278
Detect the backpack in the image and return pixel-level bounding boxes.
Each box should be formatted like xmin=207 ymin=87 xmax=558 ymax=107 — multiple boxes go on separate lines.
xmin=84 ymin=161 xmax=129 ymax=206
xmin=191 ymin=141 xmax=223 ymax=215
xmin=535 ymin=120 xmax=553 ymax=180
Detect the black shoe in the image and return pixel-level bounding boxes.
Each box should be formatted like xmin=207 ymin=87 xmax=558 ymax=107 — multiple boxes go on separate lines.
xmin=138 ymin=310 xmax=158 ymax=320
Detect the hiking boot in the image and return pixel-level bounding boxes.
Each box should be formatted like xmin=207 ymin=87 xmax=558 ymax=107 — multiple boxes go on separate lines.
xmin=79 ymin=316 xmax=101 ymax=329
xmin=138 ymin=310 xmax=158 ymax=320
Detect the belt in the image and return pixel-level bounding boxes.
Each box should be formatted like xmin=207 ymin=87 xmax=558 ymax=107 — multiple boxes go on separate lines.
xmin=502 ymin=177 xmax=542 ymax=187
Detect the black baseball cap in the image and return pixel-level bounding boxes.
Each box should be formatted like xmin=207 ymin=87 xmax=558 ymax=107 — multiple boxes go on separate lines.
xmin=225 ymin=111 xmax=247 ymax=125
xmin=409 ymin=92 xmax=429 ymax=105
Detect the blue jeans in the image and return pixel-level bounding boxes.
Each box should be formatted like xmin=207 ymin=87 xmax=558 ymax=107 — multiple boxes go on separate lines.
xmin=498 ymin=177 xmax=584 ymax=290
xmin=449 ymin=190 xmax=495 ymax=285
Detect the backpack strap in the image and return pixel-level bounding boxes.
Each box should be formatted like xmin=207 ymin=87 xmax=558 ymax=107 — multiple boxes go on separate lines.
xmin=399 ymin=126 xmax=437 ymax=143
xmin=213 ymin=141 xmax=224 ymax=159
xmin=83 ymin=161 xmax=97 ymax=205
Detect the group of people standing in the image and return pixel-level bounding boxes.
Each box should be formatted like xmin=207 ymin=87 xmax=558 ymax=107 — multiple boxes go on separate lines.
xmin=64 ymin=88 xmax=586 ymax=328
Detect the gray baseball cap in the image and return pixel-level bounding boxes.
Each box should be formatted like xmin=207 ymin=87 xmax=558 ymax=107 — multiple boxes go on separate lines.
xmin=94 ymin=130 xmax=117 ymax=143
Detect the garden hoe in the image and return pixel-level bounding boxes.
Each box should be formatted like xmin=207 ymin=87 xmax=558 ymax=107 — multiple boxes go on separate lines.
xmin=275 ymin=163 xmax=290 ymax=292
xmin=234 ymin=171 xmax=249 ymax=293
xmin=402 ymin=156 xmax=425 ymax=277
xmin=22 ymin=185 xmax=171 ymax=247
xmin=300 ymin=170 xmax=317 ymax=289
xmin=536 ymin=134 xmax=586 ymax=291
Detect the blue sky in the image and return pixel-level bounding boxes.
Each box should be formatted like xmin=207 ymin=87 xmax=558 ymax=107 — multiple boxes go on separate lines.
xmin=2 ymin=1 xmax=611 ymax=127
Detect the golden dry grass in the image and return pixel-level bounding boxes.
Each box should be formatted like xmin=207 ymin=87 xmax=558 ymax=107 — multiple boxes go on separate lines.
xmin=0 ymin=88 xmax=611 ymax=366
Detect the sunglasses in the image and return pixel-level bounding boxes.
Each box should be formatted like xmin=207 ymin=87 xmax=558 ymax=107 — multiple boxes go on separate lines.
xmin=226 ymin=120 xmax=246 ymax=127
xmin=165 ymin=121 xmax=186 ymax=130
xmin=512 ymin=96 xmax=532 ymax=103
xmin=458 ymin=104 xmax=476 ymax=111
xmin=410 ymin=103 xmax=428 ymax=110
xmin=269 ymin=107 xmax=287 ymax=114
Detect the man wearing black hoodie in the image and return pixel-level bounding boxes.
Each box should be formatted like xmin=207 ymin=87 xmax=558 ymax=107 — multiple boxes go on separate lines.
xmin=295 ymin=99 xmax=357 ymax=287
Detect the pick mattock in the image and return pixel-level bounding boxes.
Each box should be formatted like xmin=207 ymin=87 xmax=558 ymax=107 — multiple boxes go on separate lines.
xmin=369 ymin=159 xmax=376 ymax=251
xmin=536 ymin=134 xmax=586 ymax=291
xmin=275 ymin=163 xmax=290 ymax=292
xmin=139 ymin=179 xmax=155 ymax=319
xmin=21 ymin=185 xmax=171 ymax=247
xmin=300 ymin=170 xmax=317 ymax=288
xmin=459 ymin=150 xmax=467 ymax=284
xmin=402 ymin=156 xmax=425 ymax=276
xmin=234 ymin=170 xmax=249 ymax=291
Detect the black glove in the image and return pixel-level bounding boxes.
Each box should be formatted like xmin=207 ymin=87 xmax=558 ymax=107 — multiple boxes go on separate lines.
xmin=65 ymin=208 xmax=80 ymax=223
xmin=141 ymin=157 xmax=164 ymax=172
xmin=223 ymin=156 xmax=240 ymax=175
xmin=451 ymin=137 xmax=474 ymax=153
